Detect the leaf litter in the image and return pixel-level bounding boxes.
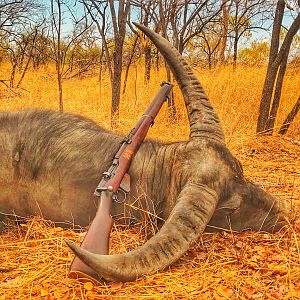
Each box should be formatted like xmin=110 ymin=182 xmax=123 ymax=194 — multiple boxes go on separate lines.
xmin=0 ymin=137 xmax=299 ymax=299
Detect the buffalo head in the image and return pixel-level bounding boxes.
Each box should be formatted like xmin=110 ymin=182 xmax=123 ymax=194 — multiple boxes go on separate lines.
xmin=66 ymin=24 xmax=290 ymax=282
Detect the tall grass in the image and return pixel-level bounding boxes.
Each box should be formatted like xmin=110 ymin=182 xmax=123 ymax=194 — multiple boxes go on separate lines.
xmin=0 ymin=63 xmax=300 ymax=299
xmin=0 ymin=63 xmax=299 ymax=144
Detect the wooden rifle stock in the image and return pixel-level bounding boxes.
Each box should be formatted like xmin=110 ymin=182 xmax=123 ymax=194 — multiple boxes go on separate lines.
xmin=69 ymin=82 xmax=173 ymax=282
xmin=68 ymin=191 xmax=113 ymax=282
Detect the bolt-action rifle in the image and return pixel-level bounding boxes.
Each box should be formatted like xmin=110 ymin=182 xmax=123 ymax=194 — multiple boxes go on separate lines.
xmin=68 ymin=81 xmax=173 ymax=282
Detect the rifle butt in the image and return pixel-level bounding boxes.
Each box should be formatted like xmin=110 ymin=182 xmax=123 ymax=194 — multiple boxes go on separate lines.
xmin=69 ymin=212 xmax=113 ymax=283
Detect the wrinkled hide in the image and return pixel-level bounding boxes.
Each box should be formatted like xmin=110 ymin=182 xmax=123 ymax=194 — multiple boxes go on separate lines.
xmin=0 ymin=23 xmax=290 ymax=282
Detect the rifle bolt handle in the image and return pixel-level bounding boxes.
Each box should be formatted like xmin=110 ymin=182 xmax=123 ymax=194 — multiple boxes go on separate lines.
xmin=107 ymin=185 xmax=114 ymax=192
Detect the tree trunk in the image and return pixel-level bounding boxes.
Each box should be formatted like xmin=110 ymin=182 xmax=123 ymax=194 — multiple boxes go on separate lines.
xmin=257 ymin=66 xmax=278 ymax=134
xmin=98 ymin=46 xmax=104 ymax=84
xmin=279 ymin=95 xmax=300 ymax=135
xmin=123 ymin=36 xmax=138 ymax=95
xmin=208 ymin=53 xmax=212 ymax=70
xmin=55 ymin=59 xmax=63 ymax=112
xmin=144 ymin=45 xmax=151 ymax=84
xmin=58 ymin=70 xmax=63 ymax=112
xmin=143 ymin=1 xmax=151 ymax=84
xmin=256 ymin=1 xmax=285 ymax=134
xmin=220 ymin=0 xmax=229 ymax=64
xmin=111 ymin=42 xmax=123 ymax=125
xmin=164 ymin=61 xmax=177 ymax=122
xmin=108 ymin=0 xmax=130 ymax=126
xmin=232 ymin=33 xmax=238 ymax=69
xmin=157 ymin=0 xmax=177 ymax=122
xmin=10 ymin=61 xmax=17 ymax=88
xmin=265 ymin=44 xmax=290 ymax=134
xmin=155 ymin=49 xmax=159 ymax=71
xmin=51 ymin=0 xmax=64 ymax=113
xmin=16 ymin=29 xmax=38 ymax=89
xmin=256 ymin=0 xmax=300 ymax=135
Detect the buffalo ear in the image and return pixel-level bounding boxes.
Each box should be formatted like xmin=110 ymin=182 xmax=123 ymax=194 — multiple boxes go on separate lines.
xmin=207 ymin=194 xmax=242 ymax=232
xmin=215 ymin=194 xmax=242 ymax=214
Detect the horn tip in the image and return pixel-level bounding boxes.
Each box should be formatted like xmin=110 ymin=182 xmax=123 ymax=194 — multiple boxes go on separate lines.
xmin=132 ymin=22 xmax=144 ymax=30
xmin=65 ymin=239 xmax=80 ymax=254
xmin=64 ymin=239 xmax=92 ymax=268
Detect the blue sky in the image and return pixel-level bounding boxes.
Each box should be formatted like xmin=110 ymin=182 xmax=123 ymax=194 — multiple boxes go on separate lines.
xmin=40 ymin=1 xmax=299 ymax=48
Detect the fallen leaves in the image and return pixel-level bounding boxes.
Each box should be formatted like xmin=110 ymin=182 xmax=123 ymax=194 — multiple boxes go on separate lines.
xmin=1 ymin=217 xmax=299 ymax=299
xmin=0 ymin=267 xmax=11 ymax=273
xmin=267 ymin=264 xmax=288 ymax=276
xmin=214 ymin=285 xmax=235 ymax=299
xmin=83 ymin=281 xmax=94 ymax=291
xmin=86 ymin=290 xmax=96 ymax=299
xmin=110 ymin=282 xmax=123 ymax=289
xmin=40 ymin=289 xmax=48 ymax=297
xmin=0 ymin=136 xmax=299 ymax=299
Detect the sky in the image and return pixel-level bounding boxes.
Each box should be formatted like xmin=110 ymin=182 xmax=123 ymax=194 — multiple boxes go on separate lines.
xmin=38 ymin=0 xmax=299 ymax=49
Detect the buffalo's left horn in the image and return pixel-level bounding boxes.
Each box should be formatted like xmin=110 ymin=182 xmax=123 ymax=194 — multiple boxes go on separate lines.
xmin=66 ymin=184 xmax=217 ymax=282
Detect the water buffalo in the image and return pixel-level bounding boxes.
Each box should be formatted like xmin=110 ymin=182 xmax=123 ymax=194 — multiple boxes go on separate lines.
xmin=0 ymin=24 xmax=289 ymax=282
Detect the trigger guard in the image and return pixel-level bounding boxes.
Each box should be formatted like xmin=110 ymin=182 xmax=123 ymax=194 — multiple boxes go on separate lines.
xmin=113 ymin=189 xmax=127 ymax=204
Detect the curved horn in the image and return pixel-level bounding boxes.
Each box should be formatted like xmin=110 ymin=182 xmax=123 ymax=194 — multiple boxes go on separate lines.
xmin=66 ymin=184 xmax=217 ymax=282
xmin=133 ymin=23 xmax=224 ymax=142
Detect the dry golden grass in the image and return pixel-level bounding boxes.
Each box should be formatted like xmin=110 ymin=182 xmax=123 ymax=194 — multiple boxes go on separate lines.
xmin=0 ymin=63 xmax=299 ymax=142
xmin=0 ymin=63 xmax=299 ymax=299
